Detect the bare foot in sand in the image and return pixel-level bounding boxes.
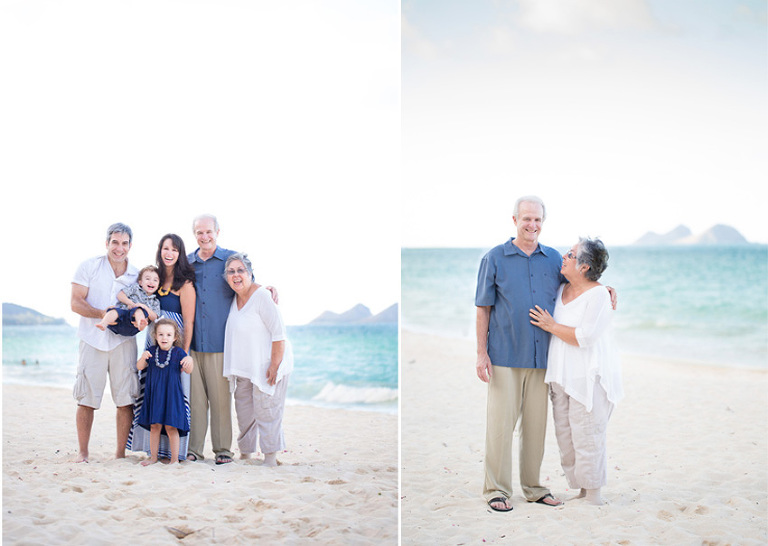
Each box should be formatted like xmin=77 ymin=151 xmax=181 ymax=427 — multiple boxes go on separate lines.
xmin=568 ymin=489 xmax=587 ymax=501
xmin=141 ymin=458 xmax=158 ymax=467
xmin=75 ymin=452 xmax=89 ymax=463
xmin=263 ymin=452 xmax=278 ymax=467
xmin=585 ymin=489 xmax=604 ymax=506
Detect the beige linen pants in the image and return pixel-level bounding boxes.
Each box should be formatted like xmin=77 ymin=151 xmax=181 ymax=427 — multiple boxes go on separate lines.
xmin=484 ymin=366 xmax=550 ymax=503
xmin=549 ymin=381 xmax=614 ymax=490
xmin=234 ymin=375 xmax=289 ymax=455
xmin=188 ymin=351 xmax=233 ymax=459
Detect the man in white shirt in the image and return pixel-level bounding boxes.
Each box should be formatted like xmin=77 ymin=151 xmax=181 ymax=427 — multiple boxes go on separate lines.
xmin=71 ymin=223 xmax=139 ymax=463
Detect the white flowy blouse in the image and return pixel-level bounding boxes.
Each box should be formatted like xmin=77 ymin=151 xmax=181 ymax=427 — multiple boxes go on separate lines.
xmin=223 ymin=286 xmax=294 ymax=396
xmin=544 ymin=284 xmax=623 ymax=412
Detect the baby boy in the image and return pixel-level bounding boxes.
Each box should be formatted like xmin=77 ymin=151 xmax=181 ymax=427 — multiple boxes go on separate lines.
xmin=96 ymin=265 xmax=162 ymax=336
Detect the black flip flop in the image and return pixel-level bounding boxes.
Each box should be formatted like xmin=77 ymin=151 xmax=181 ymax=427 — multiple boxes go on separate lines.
xmin=534 ymin=493 xmax=563 ymax=507
xmin=488 ymin=497 xmax=513 ymax=512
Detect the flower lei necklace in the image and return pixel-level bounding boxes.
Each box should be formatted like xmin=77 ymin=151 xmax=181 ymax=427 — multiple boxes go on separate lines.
xmin=154 ymin=346 xmax=173 ymax=369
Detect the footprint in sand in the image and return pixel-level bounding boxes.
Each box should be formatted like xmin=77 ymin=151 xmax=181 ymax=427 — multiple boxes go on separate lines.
xmin=657 ymin=510 xmax=674 ymax=521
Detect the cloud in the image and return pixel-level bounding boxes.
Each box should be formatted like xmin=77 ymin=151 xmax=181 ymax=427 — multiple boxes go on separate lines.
xmin=515 ymin=0 xmax=658 ymax=34
xmin=402 ymin=15 xmax=440 ymax=60
xmin=735 ymin=3 xmax=768 ymax=25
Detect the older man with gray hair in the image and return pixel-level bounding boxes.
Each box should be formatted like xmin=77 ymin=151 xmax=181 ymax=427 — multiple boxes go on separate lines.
xmin=476 ymin=196 xmax=616 ymax=512
xmin=186 ymin=214 xmax=278 ymax=464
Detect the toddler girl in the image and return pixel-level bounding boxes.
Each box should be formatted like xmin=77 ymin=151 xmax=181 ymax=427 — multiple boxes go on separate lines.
xmin=136 ymin=318 xmax=194 ymax=465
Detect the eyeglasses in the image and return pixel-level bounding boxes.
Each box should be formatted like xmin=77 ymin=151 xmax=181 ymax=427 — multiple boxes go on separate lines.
xmin=564 ymin=251 xmax=577 ymax=259
xmin=225 ymin=268 xmax=248 ymax=276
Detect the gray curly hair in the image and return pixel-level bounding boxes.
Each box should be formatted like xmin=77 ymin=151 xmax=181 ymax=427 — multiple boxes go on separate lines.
xmin=223 ymin=252 xmax=255 ymax=282
xmin=576 ymin=237 xmax=609 ymax=281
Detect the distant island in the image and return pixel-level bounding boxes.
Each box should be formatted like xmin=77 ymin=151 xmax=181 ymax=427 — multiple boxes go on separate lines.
xmin=3 ymin=303 xmax=67 ymax=326
xmin=308 ymin=303 xmax=398 ymax=325
xmin=633 ymin=224 xmax=750 ymax=246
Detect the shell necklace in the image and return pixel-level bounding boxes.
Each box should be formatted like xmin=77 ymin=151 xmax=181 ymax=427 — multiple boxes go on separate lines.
xmin=154 ymin=347 xmax=173 ymax=369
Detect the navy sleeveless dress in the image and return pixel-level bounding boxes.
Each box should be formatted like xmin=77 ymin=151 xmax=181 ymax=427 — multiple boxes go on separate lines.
xmin=127 ymin=291 xmax=192 ymax=459
xmin=138 ymin=346 xmax=189 ymax=432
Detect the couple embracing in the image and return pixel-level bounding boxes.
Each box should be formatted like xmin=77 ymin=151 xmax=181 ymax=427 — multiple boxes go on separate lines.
xmin=476 ymin=195 xmax=624 ymax=511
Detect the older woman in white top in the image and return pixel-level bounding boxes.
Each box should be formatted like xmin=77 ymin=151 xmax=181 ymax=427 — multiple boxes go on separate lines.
xmin=222 ymin=253 xmax=293 ymax=466
xmin=529 ymin=237 xmax=623 ymax=505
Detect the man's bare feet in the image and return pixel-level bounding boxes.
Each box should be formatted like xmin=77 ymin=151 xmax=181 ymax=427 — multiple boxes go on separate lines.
xmin=141 ymin=459 xmax=158 ymax=467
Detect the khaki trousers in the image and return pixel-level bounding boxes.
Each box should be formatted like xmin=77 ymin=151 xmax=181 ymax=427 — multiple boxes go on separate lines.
xmin=484 ymin=366 xmax=550 ymax=502
xmin=188 ymin=351 xmax=233 ymax=459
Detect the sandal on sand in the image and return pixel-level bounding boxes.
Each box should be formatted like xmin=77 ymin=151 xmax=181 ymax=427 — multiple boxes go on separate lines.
xmin=533 ymin=493 xmax=563 ymax=507
xmin=488 ymin=497 xmax=513 ymax=512
xmin=186 ymin=453 xmax=198 ymax=462
xmin=215 ymin=455 xmax=233 ymax=465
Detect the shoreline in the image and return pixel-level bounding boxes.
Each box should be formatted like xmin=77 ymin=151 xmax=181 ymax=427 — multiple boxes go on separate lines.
xmin=2 ymin=384 xmax=398 ymax=544
xmin=0 ymin=380 xmax=398 ymax=416
xmin=401 ymin=330 xmax=768 ymax=544
xmin=400 ymin=325 xmax=768 ymax=371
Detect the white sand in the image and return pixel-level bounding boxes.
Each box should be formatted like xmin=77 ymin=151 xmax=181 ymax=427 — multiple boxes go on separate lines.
xmin=401 ymin=331 xmax=768 ymax=545
xmin=2 ymin=385 xmax=397 ymax=544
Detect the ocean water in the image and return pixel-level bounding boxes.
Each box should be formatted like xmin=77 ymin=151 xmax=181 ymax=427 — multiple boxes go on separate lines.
xmin=402 ymin=246 xmax=768 ymax=369
xmin=2 ymin=323 xmax=398 ymax=414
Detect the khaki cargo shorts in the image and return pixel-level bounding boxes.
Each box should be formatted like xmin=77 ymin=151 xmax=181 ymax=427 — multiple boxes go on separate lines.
xmin=73 ymin=339 xmax=138 ymax=409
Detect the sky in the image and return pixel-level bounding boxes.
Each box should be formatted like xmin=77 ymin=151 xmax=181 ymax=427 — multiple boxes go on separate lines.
xmin=0 ymin=0 xmax=400 ymax=327
xmin=402 ymin=0 xmax=767 ymax=248
xmin=1 ymin=1 xmax=766 ymax=328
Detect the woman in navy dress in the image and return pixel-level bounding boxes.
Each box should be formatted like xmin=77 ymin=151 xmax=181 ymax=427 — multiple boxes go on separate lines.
xmin=137 ymin=318 xmax=193 ymax=466
xmin=127 ymin=234 xmax=196 ymax=462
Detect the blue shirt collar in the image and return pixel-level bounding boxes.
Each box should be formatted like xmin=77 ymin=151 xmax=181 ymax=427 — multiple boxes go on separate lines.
xmin=503 ymin=238 xmax=553 ymax=257
xmin=190 ymin=246 xmax=229 ymax=263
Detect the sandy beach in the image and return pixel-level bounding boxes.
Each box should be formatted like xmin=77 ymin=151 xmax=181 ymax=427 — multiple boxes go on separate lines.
xmin=401 ymin=331 xmax=768 ymax=545
xmin=2 ymin=385 xmax=398 ymax=544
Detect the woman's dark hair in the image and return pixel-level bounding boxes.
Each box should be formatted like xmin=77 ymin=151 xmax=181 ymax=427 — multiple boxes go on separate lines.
xmin=156 ymin=234 xmax=196 ymax=291
xmin=576 ymin=237 xmax=609 ymax=282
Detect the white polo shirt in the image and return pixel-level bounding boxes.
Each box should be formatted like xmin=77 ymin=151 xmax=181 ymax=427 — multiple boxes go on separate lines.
xmin=73 ymin=255 xmax=138 ymax=351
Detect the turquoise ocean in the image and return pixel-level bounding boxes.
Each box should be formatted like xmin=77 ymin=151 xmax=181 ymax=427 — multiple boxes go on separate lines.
xmin=402 ymin=246 xmax=768 ymax=369
xmin=2 ymin=323 xmax=398 ymax=414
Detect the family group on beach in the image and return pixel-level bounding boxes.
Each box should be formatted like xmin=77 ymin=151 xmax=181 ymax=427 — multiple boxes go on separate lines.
xmin=475 ymin=195 xmax=623 ymax=510
xmin=69 ymin=196 xmax=622 ymax=512
xmin=71 ymin=214 xmax=293 ymax=467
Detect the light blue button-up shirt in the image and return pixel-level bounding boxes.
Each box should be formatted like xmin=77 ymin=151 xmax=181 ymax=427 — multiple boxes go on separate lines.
xmin=475 ymin=238 xmax=564 ymax=369
xmin=188 ymin=246 xmax=236 ymax=353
